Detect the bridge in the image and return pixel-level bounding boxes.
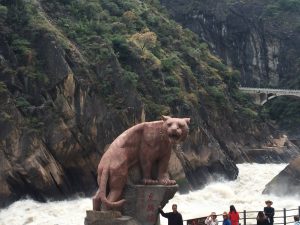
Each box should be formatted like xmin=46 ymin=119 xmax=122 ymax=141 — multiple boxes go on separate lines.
xmin=239 ymin=87 xmax=300 ymax=105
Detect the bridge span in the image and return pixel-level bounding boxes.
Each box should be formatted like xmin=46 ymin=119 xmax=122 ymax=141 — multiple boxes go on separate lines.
xmin=239 ymin=87 xmax=300 ymax=105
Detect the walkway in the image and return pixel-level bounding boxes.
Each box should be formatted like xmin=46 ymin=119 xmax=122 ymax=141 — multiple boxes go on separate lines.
xmin=186 ymin=207 xmax=300 ymax=225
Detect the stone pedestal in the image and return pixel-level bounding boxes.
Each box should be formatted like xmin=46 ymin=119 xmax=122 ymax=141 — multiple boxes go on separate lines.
xmin=84 ymin=210 xmax=139 ymax=225
xmin=123 ymin=184 xmax=178 ymax=225
xmin=84 ymin=184 xmax=178 ymax=225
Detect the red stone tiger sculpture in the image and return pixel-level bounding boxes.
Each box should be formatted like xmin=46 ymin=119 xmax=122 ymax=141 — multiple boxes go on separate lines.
xmin=92 ymin=116 xmax=190 ymax=210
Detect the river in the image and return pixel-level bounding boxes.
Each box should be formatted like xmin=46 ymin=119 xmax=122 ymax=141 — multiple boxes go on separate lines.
xmin=0 ymin=163 xmax=299 ymax=225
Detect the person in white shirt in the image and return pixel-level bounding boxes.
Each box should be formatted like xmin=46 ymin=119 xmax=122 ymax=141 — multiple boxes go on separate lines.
xmin=205 ymin=212 xmax=218 ymax=225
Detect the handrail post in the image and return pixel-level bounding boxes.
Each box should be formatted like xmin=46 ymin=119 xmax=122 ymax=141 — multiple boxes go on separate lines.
xmin=283 ymin=208 xmax=286 ymax=225
xmin=243 ymin=210 xmax=246 ymax=225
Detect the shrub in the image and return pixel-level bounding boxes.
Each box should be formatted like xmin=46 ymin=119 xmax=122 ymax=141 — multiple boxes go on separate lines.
xmin=223 ymin=69 xmax=241 ymax=89
xmin=0 ymin=4 xmax=8 ymax=23
xmin=241 ymin=107 xmax=258 ymax=119
xmin=278 ymin=0 xmax=300 ymax=12
xmin=208 ymin=60 xmax=227 ymax=72
xmin=165 ymin=76 xmax=179 ymax=87
xmin=232 ymin=90 xmax=252 ymax=107
xmin=111 ymin=22 xmax=127 ymax=34
xmin=11 ymin=38 xmax=31 ymax=56
xmin=16 ymin=97 xmax=30 ymax=108
xmin=206 ymin=86 xmax=225 ymax=104
xmin=112 ymin=36 xmax=137 ymax=64
xmin=122 ymin=11 xmax=138 ymax=23
xmin=101 ymin=0 xmax=122 ymax=16
xmin=0 ymin=81 xmax=7 ymax=93
xmin=161 ymin=55 xmax=180 ymax=72
xmin=122 ymin=70 xmax=138 ymax=87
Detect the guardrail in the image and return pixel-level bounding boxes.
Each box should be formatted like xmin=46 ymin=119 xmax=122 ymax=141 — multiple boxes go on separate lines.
xmin=186 ymin=206 xmax=300 ymax=225
xmin=239 ymin=87 xmax=300 ymax=94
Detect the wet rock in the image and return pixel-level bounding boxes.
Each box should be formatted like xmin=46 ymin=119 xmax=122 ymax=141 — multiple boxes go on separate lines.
xmin=263 ymin=157 xmax=300 ymax=196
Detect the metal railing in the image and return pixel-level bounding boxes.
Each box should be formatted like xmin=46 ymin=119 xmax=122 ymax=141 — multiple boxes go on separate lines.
xmin=186 ymin=206 xmax=300 ymax=225
xmin=239 ymin=87 xmax=300 ymax=94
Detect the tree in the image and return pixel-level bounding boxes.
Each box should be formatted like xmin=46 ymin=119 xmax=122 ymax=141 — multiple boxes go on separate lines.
xmin=129 ymin=29 xmax=157 ymax=51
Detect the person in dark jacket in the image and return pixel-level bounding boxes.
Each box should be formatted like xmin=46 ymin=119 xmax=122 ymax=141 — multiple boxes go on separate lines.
xmin=264 ymin=200 xmax=275 ymax=225
xmin=257 ymin=211 xmax=270 ymax=225
xmin=158 ymin=204 xmax=183 ymax=225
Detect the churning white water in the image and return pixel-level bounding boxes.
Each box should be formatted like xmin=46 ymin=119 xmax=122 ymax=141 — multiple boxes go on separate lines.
xmin=161 ymin=163 xmax=300 ymax=225
xmin=0 ymin=164 xmax=299 ymax=225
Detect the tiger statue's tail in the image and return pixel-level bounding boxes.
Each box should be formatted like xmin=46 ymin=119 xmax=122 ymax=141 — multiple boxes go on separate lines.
xmin=98 ymin=168 xmax=126 ymax=208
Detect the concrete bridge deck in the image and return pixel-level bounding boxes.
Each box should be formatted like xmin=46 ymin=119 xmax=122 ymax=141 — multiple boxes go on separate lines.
xmin=239 ymin=87 xmax=300 ymax=105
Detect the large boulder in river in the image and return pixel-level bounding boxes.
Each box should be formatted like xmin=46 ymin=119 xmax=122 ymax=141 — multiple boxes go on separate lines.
xmin=263 ymin=157 xmax=300 ymax=196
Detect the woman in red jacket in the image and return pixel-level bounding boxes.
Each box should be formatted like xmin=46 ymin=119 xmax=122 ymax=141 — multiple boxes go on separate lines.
xmin=228 ymin=205 xmax=240 ymax=225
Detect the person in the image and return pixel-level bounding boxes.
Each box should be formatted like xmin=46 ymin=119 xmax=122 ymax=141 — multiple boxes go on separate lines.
xmin=205 ymin=212 xmax=218 ymax=225
xmin=158 ymin=204 xmax=183 ymax=225
xmin=294 ymin=215 xmax=300 ymax=225
xmin=257 ymin=211 xmax=270 ymax=225
xmin=264 ymin=200 xmax=275 ymax=225
xmin=228 ymin=205 xmax=240 ymax=225
xmin=223 ymin=212 xmax=231 ymax=225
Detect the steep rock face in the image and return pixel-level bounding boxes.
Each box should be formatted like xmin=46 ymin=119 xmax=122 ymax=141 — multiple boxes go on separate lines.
xmin=160 ymin=0 xmax=300 ymax=88
xmin=263 ymin=156 xmax=300 ymax=196
xmin=0 ymin=29 xmax=141 ymax=207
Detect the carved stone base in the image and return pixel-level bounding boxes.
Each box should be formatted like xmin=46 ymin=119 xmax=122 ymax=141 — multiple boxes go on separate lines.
xmin=84 ymin=210 xmax=139 ymax=225
xmin=85 ymin=184 xmax=178 ymax=225
xmin=123 ymin=184 xmax=178 ymax=225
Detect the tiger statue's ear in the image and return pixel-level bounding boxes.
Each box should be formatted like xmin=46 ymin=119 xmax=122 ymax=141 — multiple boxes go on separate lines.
xmin=162 ymin=115 xmax=171 ymax=121
xmin=184 ymin=118 xmax=191 ymax=124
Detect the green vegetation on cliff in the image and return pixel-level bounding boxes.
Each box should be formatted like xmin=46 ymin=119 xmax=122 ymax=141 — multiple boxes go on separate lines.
xmin=0 ymin=0 xmax=255 ymax=122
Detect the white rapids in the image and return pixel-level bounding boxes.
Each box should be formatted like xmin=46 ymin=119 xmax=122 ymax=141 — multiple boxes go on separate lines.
xmin=0 ymin=163 xmax=299 ymax=225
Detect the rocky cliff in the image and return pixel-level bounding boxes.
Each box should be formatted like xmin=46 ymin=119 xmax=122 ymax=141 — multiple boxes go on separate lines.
xmin=160 ymin=0 xmax=300 ymax=88
xmin=160 ymin=0 xmax=300 ymax=133
xmin=0 ymin=0 xmax=299 ymax=208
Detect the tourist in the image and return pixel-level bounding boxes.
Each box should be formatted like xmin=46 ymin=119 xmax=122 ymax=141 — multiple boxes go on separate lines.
xmin=223 ymin=212 xmax=231 ymax=225
xmin=228 ymin=205 xmax=240 ymax=225
xmin=264 ymin=200 xmax=275 ymax=225
xmin=158 ymin=204 xmax=183 ymax=225
xmin=205 ymin=212 xmax=218 ymax=225
xmin=294 ymin=215 xmax=300 ymax=225
xmin=257 ymin=211 xmax=270 ymax=225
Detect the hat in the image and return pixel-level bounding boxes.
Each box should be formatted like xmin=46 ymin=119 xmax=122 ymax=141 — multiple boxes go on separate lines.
xmin=211 ymin=212 xmax=217 ymax=216
xmin=265 ymin=200 xmax=273 ymax=205
xmin=223 ymin=212 xmax=228 ymax=216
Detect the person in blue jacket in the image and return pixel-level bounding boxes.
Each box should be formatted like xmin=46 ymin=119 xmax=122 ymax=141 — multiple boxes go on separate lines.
xmin=223 ymin=212 xmax=232 ymax=225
